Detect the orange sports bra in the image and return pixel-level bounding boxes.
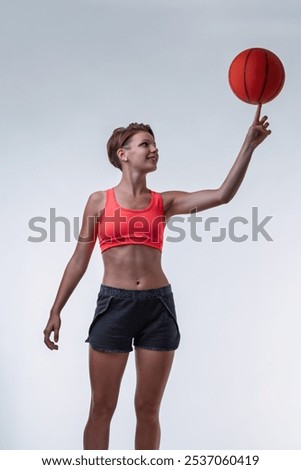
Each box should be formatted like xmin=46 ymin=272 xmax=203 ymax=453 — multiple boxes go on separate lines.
xmin=98 ymin=188 xmax=166 ymax=253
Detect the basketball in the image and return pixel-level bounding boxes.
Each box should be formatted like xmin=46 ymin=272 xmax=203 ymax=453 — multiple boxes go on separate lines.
xmin=228 ymin=48 xmax=285 ymax=104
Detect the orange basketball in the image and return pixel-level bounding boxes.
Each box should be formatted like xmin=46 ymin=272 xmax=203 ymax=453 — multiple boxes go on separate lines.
xmin=228 ymin=48 xmax=285 ymax=104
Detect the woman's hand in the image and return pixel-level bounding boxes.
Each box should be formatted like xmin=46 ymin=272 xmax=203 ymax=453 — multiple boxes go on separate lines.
xmin=43 ymin=313 xmax=61 ymax=350
xmin=245 ymin=103 xmax=272 ymax=149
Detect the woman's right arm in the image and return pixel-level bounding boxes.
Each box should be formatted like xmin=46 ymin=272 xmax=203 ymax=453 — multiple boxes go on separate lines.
xmin=43 ymin=191 xmax=105 ymax=350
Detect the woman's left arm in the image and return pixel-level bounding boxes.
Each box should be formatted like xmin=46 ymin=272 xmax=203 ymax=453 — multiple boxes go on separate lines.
xmin=163 ymin=104 xmax=271 ymax=219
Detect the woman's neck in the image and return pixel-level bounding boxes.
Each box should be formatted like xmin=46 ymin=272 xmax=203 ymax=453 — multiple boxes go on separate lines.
xmin=115 ymin=174 xmax=148 ymax=196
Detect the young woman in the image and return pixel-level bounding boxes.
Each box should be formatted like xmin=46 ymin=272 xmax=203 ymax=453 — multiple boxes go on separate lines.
xmin=43 ymin=104 xmax=271 ymax=450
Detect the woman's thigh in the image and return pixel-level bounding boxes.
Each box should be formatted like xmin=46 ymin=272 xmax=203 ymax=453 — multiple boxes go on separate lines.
xmin=88 ymin=346 xmax=129 ymax=408
xmin=134 ymin=348 xmax=175 ymax=409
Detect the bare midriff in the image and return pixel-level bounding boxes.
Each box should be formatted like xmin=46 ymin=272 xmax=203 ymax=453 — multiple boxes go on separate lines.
xmin=102 ymin=245 xmax=169 ymax=290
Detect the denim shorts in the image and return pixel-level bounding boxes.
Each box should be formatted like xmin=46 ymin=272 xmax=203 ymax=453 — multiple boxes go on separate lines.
xmin=85 ymin=284 xmax=180 ymax=353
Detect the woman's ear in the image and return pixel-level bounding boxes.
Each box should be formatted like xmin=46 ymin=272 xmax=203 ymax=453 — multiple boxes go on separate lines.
xmin=117 ymin=148 xmax=124 ymax=159
xmin=117 ymin=148 xmax=125 ymax=164
xmin=117 ymin=148 xmax=128 ymax=162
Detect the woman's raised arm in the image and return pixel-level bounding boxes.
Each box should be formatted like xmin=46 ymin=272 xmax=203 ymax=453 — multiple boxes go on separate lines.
xmin=163 ymin=104 xmax=271 ymax=219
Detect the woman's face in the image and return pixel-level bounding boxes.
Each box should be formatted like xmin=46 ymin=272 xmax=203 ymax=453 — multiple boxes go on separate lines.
xmin=120 ymin=131 xmax=159 ymax=173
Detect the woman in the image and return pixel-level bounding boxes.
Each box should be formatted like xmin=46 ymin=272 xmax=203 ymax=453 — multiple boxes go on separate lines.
xmin=43 ymin=104 xmax=271 ymax=450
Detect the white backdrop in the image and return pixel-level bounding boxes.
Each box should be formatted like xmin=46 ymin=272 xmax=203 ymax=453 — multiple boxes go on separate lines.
xmin=1 ymin=0 xmax=300 ymax=450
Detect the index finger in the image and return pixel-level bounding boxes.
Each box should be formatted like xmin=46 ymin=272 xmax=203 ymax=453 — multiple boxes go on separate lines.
xmin=253 ymin=103 xmax=262 ymax=124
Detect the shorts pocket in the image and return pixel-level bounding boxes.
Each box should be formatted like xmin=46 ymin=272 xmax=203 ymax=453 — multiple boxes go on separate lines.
xmin=159 ymin=293 xmax=180 ymax=331
xmin=95 ymin=292 xmax=113 ymax=317
xmin=86 ymin=293 xmax=113 ymax=339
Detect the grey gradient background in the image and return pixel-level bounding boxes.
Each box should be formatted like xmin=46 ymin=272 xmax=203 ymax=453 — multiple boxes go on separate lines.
xmin=1 ymin=0 xmax=300 ymax=450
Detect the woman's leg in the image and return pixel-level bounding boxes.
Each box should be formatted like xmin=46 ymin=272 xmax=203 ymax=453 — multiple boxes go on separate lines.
xmin=83 ymin=346 xmax=129 ymax=450
xmin=134 ymin=348 xmax=175 ymax=450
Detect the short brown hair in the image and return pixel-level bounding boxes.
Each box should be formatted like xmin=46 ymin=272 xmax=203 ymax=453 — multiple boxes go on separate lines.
xmin=107 ymin=123 xmax=155 ymax=170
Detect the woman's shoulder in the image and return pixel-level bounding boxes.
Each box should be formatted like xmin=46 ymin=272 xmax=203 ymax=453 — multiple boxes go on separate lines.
xmin=88 ymin=189 xmax=107 ymax=203
xmin=159 ymin=190 xmax=190 ymax=217
xmin=158 ymin=190 xmax=177 ymax=211
xmin=85 ymin=190 xmax=107 ymax=215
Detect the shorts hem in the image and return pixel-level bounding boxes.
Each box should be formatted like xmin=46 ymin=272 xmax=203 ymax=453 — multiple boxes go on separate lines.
xmin=89 ymin=343 xmax=132 ymax=353
xmin=134 ymin=345 xmax=179 ymax=352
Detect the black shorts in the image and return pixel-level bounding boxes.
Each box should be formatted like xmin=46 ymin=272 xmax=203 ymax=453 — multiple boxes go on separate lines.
xmin=85 ymin=284 xmax=180 ymax=353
